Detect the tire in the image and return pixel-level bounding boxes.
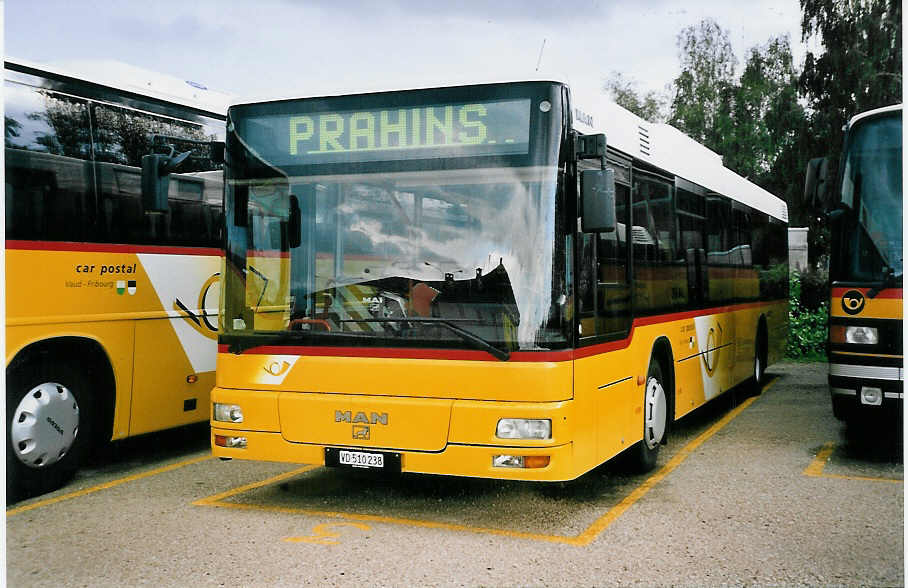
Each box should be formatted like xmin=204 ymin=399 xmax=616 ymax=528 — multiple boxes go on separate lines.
xmin=631 ymin=358 xmax=668 ymax=473
xmin=6 ymin=359 xmax=94 ymax=501
xmin=749 ymin=328 xmax=768 ymax=396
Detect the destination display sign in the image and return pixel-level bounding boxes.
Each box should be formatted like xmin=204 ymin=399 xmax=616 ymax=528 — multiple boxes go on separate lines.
xmin=239 ymin=98 xmax=532 ymax=166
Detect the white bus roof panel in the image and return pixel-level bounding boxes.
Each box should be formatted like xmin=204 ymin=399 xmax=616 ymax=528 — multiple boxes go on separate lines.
xmin=5 ymin=57 xmax=232 ymax=116
xmin=569 ymin=83 xmax=788 ymax=222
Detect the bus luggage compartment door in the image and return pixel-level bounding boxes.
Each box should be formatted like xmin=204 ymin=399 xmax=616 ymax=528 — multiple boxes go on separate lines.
xmin=278 ymin=392 xmax=453 ymax=451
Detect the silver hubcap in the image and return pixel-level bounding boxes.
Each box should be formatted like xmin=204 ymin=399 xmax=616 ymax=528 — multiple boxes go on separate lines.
xmin=644 ymin=376 xmax=667 ymax=449
xmin=11 ymin=382 xmax=80 ymax=469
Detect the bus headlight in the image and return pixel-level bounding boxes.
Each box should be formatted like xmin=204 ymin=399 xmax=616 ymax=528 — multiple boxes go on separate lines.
xmin=213 ymin=403 xmax=244 ymax=423
xmin=496 ymin=418 xmax=551 ymax=439
xmin=834 ymin=326 xmax=879 ymax=345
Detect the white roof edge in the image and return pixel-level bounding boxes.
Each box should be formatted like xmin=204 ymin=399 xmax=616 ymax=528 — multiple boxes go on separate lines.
xmin=228 ymin=74 xmax=571 ymax=109
xmin=568 ymin=82 xmax=788 ymax=222
xmin=848 ymin=104 xmax=902 ymax=129
xmin=5 ymin=56 xmax=232 ymax=116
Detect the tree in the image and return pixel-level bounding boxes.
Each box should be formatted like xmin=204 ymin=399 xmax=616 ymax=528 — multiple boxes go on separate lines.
xmin=801 ymin=0 xmax=902 ymax=138
xmin=733 ymin=35 xmax=811 ymax=222
xmin=799 ymin=0 xmax=901 ymax=263
xmin=603 ymin=71 xmax=668 ymax=122
xmin=668 ymin=18 xmax=737 ymax=152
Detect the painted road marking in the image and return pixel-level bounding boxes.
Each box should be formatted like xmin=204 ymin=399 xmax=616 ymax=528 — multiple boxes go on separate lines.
xmin=804 ymin=442 xmax=902 ymax=483
xmin=7 ymin=454 xmax=213 ymax=517
xmin=195 ymin=382 xmax=771 ymax=546
xmin=284 ymin=522 xmax=371 ymax=545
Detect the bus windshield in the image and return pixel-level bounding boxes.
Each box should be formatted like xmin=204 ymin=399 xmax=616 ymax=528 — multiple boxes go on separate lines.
xmin=838 ymin=111 xmax=903 ymax=282
xmin=222 ymin=82 xmax=568 ymax=353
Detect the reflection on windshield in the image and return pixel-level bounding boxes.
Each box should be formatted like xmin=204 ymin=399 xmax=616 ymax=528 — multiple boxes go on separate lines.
xmin=840 ymin=113 xmax=903 ymax=281
xmin=235 ymin=166 xmax=563 ymax=350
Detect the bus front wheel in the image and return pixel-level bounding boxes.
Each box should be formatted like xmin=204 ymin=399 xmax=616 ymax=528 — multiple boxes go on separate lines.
xmin=6 ymin=360 xmax=94 ymax=501
xmin=632 ymin=359 xmax=668 ymax=472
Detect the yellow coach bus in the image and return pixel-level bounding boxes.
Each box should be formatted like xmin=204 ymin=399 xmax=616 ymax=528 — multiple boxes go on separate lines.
xmin=5 ymin=59 xmax=228 ymax=497
xmin=207 ymin=80 xmax=788 ymax=480
xmin=805 ymin=104 xmax=903 ymax=422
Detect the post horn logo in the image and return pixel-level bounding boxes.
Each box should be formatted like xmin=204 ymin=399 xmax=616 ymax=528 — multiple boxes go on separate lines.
xmin=841 ymin=290 xmax=866 ymax=315
xmin=264 ymin=360 xmax=291 ymax=377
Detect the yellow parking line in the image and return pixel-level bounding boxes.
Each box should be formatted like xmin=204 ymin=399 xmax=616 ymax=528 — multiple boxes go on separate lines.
xmin=575 ymin=391 xmax=763 ymax=545
xmin=192 ymin=465 xmax=319 ymax=506
xmin=7 ymin=454 xmax=213 ymax=517
xmin=196 ymin=382 xmax=770 ymax=546
xmin=804 ymin=442 xmax=902 ymax=483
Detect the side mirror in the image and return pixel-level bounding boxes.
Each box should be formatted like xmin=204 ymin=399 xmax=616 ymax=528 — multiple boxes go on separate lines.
xmin=141 ymin=150 xmax=191 ymax=213
xmin=141 ymin=154 xmax=171 ymax=213
xmin=581 ymin=168 xmax=616 ymax=233
xmin=803 ymin=156 xmax=831 ymax=210
xmin=288 ymin=195 xmax=302 ymax=249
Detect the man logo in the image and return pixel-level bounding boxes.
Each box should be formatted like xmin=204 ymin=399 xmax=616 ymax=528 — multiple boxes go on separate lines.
xmin=335 ymin=410 xmax=389 ymax=425
xmin=841 ymin=290 xmax=866 ymax=315
xmin=352 ymin=425 xmax=370 ymax=440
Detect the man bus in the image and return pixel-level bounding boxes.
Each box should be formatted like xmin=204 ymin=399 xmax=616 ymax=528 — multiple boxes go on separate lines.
xmin=205 ymin=80 xmax=788 ymax=481
xmin=5 ymin=58 xmax=228 ymax=498
xmin=805 ymin=104 xmax=903 ymax=423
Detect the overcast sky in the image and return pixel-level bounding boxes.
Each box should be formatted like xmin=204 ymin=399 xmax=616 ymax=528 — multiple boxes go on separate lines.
xmin=5 ymin=0 xmax=808 ymax=102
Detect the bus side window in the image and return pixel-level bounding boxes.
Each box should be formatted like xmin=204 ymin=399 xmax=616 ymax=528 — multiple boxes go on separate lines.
xmin=92 ymin=102 xmax=222 ymax=248
xmin=4 ymin=80 xmax=93 ymax=242
xmin=633 ymin=173 xmax=677 ymax=313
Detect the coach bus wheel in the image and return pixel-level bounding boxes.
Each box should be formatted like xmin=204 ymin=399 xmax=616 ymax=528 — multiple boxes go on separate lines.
xmin=633 ymin=359 xmax=668 ymax=473
xmin=6 ymin=361 xmax=94 ymax=501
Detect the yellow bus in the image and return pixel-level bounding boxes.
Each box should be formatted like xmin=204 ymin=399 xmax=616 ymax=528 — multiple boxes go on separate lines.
xmin=5 ymin=59 xmax=228 ymax=497
xmin=805 ymin=104 xmax=902 ymax=422
xmin=208 ymin=80 xmax=788 ymax=480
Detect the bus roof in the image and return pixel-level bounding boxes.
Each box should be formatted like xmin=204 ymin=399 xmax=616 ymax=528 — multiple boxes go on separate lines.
xmin=847 ymin=104 xmax=902 ymax=130
xmin=569 ymin=83 xmax=789 ymax=223
xmin=5 ymin=57 xmax=232 ymax=116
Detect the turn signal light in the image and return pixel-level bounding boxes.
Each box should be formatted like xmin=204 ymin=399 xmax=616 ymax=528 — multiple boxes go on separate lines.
xmin=492 ymin=455 xmax=550 ymax=469
xmin=214 ymin=435 xmax=247 ymax=449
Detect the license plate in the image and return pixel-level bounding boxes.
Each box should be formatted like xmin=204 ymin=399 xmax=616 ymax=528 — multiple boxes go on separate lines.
xmin=340 ymin=450 xmax=383 ymax=468
xmin=325 ymin=447 xmax=401 ymax=472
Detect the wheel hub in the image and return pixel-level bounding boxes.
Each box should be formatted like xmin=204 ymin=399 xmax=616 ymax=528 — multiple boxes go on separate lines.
xmin=644 ymin=376 xmax=667 ymax=449
xmin=11 ymin=382 xmax=80 ymax=469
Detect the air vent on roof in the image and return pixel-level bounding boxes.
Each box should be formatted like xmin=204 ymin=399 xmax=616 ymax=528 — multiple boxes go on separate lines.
xmin=638 ymin=125 xmax=651 ymax=157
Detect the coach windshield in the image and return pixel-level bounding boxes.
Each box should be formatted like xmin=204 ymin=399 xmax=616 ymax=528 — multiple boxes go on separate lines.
xmin=835 ymin=110 xmax=903 ymax=284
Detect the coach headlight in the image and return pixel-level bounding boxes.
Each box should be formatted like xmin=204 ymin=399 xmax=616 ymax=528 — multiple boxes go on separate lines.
xmin=832 ymin=325 xmax=879 ymax=345
xmin=496 ymin=418 xmax=551 ymax=440
xmin=213 ymin=403 xmax=244 ymax=423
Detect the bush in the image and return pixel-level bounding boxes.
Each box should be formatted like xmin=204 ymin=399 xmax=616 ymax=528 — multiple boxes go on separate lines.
xmin=786 ymin=270 xmax=828 ymax=361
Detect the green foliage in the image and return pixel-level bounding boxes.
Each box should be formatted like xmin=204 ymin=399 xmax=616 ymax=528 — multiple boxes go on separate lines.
xmin=787 ymin=271 xmax=829 ymax=361
xmin=668 ymin=19 xmax=737 ymax=151
xmin=603 ymin=72 xmax=668 ymax=123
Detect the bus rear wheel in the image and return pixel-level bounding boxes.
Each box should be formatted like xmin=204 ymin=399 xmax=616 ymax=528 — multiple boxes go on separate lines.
xmin=6 ymin=360 xmax=94 ymax=501
xmin=632 ymin=359 xmax=668 ymax=472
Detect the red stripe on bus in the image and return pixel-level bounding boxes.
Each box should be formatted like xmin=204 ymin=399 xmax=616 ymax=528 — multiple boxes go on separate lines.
xmin=5 ymin=240 xmax=221 ymax=257
xmin=831 ymin=287 xmax=903 ymax=300
xmin=219 ymin=300 xmax=782 ymax=362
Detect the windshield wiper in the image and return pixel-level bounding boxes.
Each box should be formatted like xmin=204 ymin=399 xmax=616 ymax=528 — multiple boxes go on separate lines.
xmin=338 ymin=317 xmax=511 ymax=361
